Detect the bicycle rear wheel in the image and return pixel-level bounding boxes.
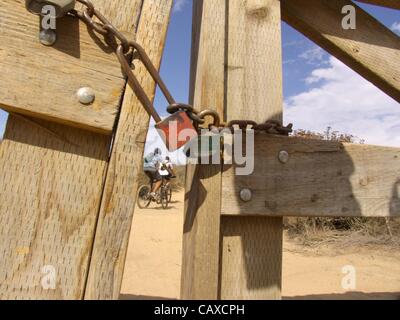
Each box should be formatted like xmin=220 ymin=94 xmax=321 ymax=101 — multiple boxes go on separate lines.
xmin=137 ymin=185 xmax=151 ymax=209
xmin=160 ymin=187 xmax=169 ymax=209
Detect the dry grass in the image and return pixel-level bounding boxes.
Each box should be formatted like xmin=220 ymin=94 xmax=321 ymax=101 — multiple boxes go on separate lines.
xmin=284 ymin=217 xmax=400 ymax=248
xmin=293 ymin=127 xmax=365 ymax=144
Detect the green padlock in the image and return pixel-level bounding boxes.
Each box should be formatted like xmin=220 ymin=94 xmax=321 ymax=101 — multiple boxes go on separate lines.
xmin=184 ymin=131 xmax=222 ymax=163
xmin=25 ymin=0 xmax=76 ymax=18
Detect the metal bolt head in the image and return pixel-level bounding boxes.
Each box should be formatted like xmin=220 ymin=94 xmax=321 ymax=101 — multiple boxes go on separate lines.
xmin=39 ymin=29 xmax=57 ymax=46
xmin=278 ymin=150 xmax=289 ymax=164
xmin=77 ymin=87 xmax=96 ymax=105
xmin=240 ymin=188 xmax=253 ymax=202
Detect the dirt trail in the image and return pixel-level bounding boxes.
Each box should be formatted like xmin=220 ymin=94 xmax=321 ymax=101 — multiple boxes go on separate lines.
xmin=120 ymin=191 xmax=400 ymax=300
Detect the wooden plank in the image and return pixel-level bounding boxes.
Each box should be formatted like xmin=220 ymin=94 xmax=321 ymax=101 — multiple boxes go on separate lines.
xmin=0 ymin=0 xmax=143 ymax=300
xmin=220 ymin=0 xmax=283 ymax=300
xmin=180 ymin=0 xmax=225 ymax=300
xmin=0 ymin=0 xmax=142 ymax=134
xmin=356 ymin=0 xmax=400 ymax=10
xmin=222 ymin=134 xmax=400 ymax=218
xmin=220 ymin=216 xmax=282 ymax=300
xmin=227 ymin=0 xmax=283 ymax=122
xmin=84 ymin=0 xmax=173 ymax=300
xmin=281 ymin=0 xmax=400 ymax=102
xmin=0 ymin=115 xmax=111 ymax=299
xmin=181 ymin=164 xmax=224 ymax=300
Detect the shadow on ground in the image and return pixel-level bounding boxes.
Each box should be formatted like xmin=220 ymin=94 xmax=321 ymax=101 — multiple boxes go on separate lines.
xmin=120 ymin=292 xmax=400 ymax=300
xmin=284 ymin=292 xmax=400 ymax=300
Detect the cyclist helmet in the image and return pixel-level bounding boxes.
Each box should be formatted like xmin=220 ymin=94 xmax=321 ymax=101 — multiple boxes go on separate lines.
xmin=154 ymin=148 xmax=162 ymax=156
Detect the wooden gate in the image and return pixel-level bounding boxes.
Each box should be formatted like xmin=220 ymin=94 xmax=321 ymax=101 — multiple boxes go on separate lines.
xmin=0 ymin=0 xmax=399 ymax=300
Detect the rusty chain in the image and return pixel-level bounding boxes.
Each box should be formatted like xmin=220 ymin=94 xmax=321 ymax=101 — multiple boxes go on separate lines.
xmin=69 ymin=0 xmax=293 ymax=136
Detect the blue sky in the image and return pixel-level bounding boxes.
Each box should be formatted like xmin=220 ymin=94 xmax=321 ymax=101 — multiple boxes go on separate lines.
xmin=1 ymin=0 xmax=399 ymax=156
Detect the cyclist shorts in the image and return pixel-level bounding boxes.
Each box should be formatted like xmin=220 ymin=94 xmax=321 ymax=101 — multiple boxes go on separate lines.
xmin=145 ymin=170 xmax=162 ymax=183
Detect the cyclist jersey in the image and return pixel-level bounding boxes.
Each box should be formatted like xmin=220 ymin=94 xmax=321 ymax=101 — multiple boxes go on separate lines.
xmin=144 ymin=152 xmax=163 ymax=172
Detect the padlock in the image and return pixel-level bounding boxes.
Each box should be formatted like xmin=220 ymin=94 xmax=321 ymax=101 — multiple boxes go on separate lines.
xmin=25 ymin=0 xmax=76 ymax=18
xmin=155 ymin=108 xmax=198 ymax=152
xmin=116 ymin=43 xmax=198 ymax=152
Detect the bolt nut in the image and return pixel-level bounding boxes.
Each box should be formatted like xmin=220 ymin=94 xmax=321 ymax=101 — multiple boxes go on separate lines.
xmin=278 ymin=150 xmax=289 ymax=164
xmin=77 ymin=87 xmax=96 ymax=105
xmin=240 ymin=188 xmax=253 ymax=202
xmin=39 ymin=29 xmax=57 ymax=46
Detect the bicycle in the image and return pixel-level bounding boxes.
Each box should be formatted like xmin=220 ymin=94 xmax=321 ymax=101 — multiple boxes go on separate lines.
xmin=137 ymin=177 xmax=173 ymax=210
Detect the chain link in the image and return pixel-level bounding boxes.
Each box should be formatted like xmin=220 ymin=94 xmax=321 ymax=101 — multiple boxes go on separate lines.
xmin=69 ymin=0 xmax=293 ymax=136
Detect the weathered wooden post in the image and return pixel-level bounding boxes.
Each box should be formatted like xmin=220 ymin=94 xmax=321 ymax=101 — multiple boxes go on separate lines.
xmin=181 ymin=0 xmax=284 ymax=300
xmin=0 ymin=0 xmax=172 ymax=299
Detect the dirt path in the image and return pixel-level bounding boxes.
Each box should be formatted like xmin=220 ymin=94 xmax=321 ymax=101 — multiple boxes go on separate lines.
xmin=120 ymin=191 xmax=400 ymax=300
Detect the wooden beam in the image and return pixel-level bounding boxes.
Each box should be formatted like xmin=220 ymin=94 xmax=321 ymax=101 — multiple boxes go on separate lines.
xmin=0 ymin=0 xmax=142 ymax=134
xmin=220 ymin=216 xmax=282 ymax=299
xmin=221 ymin=0 xmax=283 ymax=300
xmin=281 ymin=0 xmax=400 ymax=102
xmin=226 ymin=0 xmax=283 ymax=122
xmin=181 ymin=0 xmax=284 ymax=300
xmin=356 ymin=0 xmax=400 ymax=10
xmin=222 ymin=134 xmax=400 ymax=218
xmin=0 ymin=0 xmax=143 ymax=300
xmin=84 ymin=0 xmax=172 ymax=300
xmin=181 ymin=0 xmax=225 ymax=300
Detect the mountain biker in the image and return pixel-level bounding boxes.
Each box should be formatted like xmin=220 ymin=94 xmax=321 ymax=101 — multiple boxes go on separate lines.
xmin=144 ymin=148 xmax=163 ymax=198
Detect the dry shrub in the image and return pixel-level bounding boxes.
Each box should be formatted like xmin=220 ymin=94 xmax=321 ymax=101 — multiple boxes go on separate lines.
xmin=293 ymin=127 xmax=365 ymax=144
xmin=284 ymin=217 xmax=400 ymax=247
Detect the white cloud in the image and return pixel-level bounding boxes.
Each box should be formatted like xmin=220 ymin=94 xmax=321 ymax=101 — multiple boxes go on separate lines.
xmin=283 ymin=59 xmax=296 ymax=65
xmin=283 ymin=40 xmax=304 ymax=48
xmin=173 ymin=0 xmax=188 ymax=13
xmin=299 ymin=47 xmax=327 ymax=65
xmin=285 ymin=57 xmax=400 ymax=147
xmin=391 ymin=22 xmax=400 ymax=34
